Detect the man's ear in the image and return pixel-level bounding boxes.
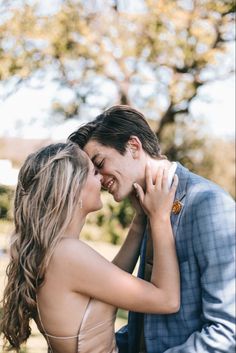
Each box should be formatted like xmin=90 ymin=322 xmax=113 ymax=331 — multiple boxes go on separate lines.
xmin=127 ymin=136 xmax=142 ymax=159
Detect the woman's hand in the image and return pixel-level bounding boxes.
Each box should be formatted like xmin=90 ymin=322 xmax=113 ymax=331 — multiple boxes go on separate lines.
xmin=133 ymin=163 xmax=178 ymax=221
xmin=129 ymin=188 xmax=145 ymax=217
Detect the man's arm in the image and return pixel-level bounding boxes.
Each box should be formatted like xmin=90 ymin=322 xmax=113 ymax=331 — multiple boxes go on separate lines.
xmin=112 ymin=211 xmax=146 ymax=273
xmin=115 ymin=216 xmax=147 ymax=353
xmin=164 ymin=190 xmax=235 ymax=352
xmin=116 ymin=325 xmax=129 ymax=353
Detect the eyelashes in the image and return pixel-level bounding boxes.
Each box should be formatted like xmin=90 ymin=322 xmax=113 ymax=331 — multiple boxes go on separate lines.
xmin=96 ymin=160 xmax=104 ymax=169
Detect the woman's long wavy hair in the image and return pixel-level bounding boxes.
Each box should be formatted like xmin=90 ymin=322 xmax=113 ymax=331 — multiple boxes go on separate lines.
xmin=0 ymin=142 xmax=89 ymax=352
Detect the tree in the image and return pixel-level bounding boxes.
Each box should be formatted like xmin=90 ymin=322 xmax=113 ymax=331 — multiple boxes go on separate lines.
xmin=141 ymin=0 xmax=235 ymax=136
xmin=0 ymin=0 xmax=235 ymax=243
xmin=0 ymin=0 xmax=234 ymax=123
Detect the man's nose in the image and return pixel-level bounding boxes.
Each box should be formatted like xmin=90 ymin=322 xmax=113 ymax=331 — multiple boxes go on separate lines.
xmin=97 ymin=171 xmax=104 ymax=184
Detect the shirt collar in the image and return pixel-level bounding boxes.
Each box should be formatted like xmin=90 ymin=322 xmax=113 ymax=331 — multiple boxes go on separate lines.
xmin=168 ymin=162 xmax=177 ymax=189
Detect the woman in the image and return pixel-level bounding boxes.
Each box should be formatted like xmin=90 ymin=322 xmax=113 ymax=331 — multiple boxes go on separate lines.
xmin=1 ymin=142 xmax=179 ymax=353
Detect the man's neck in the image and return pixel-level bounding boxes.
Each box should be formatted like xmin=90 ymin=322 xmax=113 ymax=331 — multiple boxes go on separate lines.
xmin=138 ymin=157 xmax=172 ymax=190
xmin=149 ymin=158 xmax=172 ymax=183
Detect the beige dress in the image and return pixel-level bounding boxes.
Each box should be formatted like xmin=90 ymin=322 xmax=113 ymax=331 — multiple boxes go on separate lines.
xmin=37 ymin=297 xmax=118 ymax=353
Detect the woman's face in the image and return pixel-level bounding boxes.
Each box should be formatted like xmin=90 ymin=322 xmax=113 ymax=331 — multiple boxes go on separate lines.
xmin=79 ymin=157 xmax=103 ymax=214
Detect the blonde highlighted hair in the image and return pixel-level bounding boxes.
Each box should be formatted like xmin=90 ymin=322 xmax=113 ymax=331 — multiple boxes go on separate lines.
xmin=0 ymin=142 xmax=89 ymax=351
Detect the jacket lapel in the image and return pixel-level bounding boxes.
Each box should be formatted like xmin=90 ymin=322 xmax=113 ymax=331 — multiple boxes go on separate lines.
xmin=170 ymin=162 xmax=189 ymax=235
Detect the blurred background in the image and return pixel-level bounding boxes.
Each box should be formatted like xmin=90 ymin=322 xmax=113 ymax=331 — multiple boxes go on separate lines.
xmin=0 ymin=0 xmax=235 ymax=351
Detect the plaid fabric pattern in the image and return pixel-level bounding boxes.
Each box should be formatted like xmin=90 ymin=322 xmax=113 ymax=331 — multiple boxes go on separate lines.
xmin=116 ymin=163 xmax=236 ymax=353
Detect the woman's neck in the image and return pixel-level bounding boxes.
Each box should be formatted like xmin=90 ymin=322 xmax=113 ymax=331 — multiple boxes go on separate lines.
xmin=63 ymin=214 xmax=86 ymax=239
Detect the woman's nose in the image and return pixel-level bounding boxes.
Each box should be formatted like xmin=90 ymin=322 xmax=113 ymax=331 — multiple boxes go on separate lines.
xmin=99 ymin=173 xmax=104 ymax=183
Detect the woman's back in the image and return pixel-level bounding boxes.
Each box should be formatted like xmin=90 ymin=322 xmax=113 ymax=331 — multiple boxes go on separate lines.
xmin=36 ymin=297 xmax=117 ymax=353
xmin=36 ymin=240 xmax=118 ymax=353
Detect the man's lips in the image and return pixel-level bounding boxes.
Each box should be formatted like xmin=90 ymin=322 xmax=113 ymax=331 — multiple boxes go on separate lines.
xmin=103 ymin=178 xmax=116 ymax=192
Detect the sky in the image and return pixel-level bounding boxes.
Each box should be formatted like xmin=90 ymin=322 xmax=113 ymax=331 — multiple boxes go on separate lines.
xmin=0 ymin=0 xmax=235 ymax=141
xmin=0 ymin=74 xmax=235 ymax=141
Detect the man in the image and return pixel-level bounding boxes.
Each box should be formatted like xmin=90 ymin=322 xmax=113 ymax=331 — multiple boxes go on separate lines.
xmin=68 ymin=105 xmax=235 ymax=353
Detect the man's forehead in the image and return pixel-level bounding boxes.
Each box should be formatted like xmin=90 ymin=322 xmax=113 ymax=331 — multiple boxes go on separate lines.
xmin=83 ymin=142 xmax=104 ymax=162
xmin=84 ymin=139 xmax=101 ymax=150
xmin=84 ymin=140 xmax=98 ymax=154
xmin=84 ymin=140 xmax=110 ymax=157
xmin=91 ymin=153 xmax=101 ymax=163
xmin=84 ymin=146 xmax=98 ymax=156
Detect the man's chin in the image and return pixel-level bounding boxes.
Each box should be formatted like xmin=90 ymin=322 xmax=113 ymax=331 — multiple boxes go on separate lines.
xmin=111 ymin=190 xmax=122 ymax=202
xmin=112 ymin=194 xmax=121 ymax=202
xmin=112 ymin=190 xmax=130 ymax=203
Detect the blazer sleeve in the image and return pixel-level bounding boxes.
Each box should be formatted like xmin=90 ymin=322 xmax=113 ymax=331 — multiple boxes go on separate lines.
xmin=116 ymin=325 xmax=129 ymax=353
xmin=164 ymin=190 xmax=236 ymax=352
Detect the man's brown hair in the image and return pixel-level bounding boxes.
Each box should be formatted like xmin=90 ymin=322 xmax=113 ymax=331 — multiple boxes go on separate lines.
xmin=68 ymin=105 xmax=162 ymax=158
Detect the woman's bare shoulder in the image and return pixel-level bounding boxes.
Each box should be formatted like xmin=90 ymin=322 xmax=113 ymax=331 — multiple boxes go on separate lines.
xmin=52 ymin=237 xmax=105 ymax=265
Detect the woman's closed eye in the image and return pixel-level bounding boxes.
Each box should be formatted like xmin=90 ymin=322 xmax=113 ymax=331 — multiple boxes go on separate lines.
xmin=96 ymin=160 xmax=104 ymax=169
xmin=94 ymin=168 xmax=99 ymax=175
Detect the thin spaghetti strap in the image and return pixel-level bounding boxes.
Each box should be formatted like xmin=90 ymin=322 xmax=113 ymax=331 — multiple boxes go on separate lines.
xmin=36 ymin=294 xmax=54 ymax=353
xmin=76 ymin=296 xmax=91 ymax=353
xmin=76 ymin=296 xmax=91 ymax=333
xmin=36 ymin=294 xmax=91 ymax=349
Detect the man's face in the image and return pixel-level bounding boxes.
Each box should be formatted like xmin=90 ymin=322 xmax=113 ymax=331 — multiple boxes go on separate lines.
xmin=83 ymin=140 xmax=140 ymax=202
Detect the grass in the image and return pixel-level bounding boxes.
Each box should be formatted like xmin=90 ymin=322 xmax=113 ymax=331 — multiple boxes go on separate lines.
xmin=0 ymin=222 xmax=128 ymax=352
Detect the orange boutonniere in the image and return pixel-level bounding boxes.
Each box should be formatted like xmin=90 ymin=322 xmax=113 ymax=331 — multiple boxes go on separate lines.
xmin=172 ymin=200 xmax=183 ymax=215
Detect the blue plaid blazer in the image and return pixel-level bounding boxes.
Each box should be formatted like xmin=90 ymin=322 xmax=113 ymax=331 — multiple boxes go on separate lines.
xmin=116 ymin=163 xmax=235 ymax=352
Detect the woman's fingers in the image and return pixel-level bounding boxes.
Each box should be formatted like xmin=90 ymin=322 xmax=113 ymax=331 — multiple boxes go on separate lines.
xmin=155 ymin=166 xmax=165 ymax=190
xmin=133 ymin=183 xmax=144 ymax=204
xmin=145 ymin=162 xmax=153 ymax=192
xmin=145 ymin=162 xmax=178 ymax=195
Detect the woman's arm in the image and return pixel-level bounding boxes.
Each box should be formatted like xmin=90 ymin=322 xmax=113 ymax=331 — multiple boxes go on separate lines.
xmin=54 ymin=165 xmax=180 ymax=314
xmin=135 ymin=165 xmax=180 ymax=303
